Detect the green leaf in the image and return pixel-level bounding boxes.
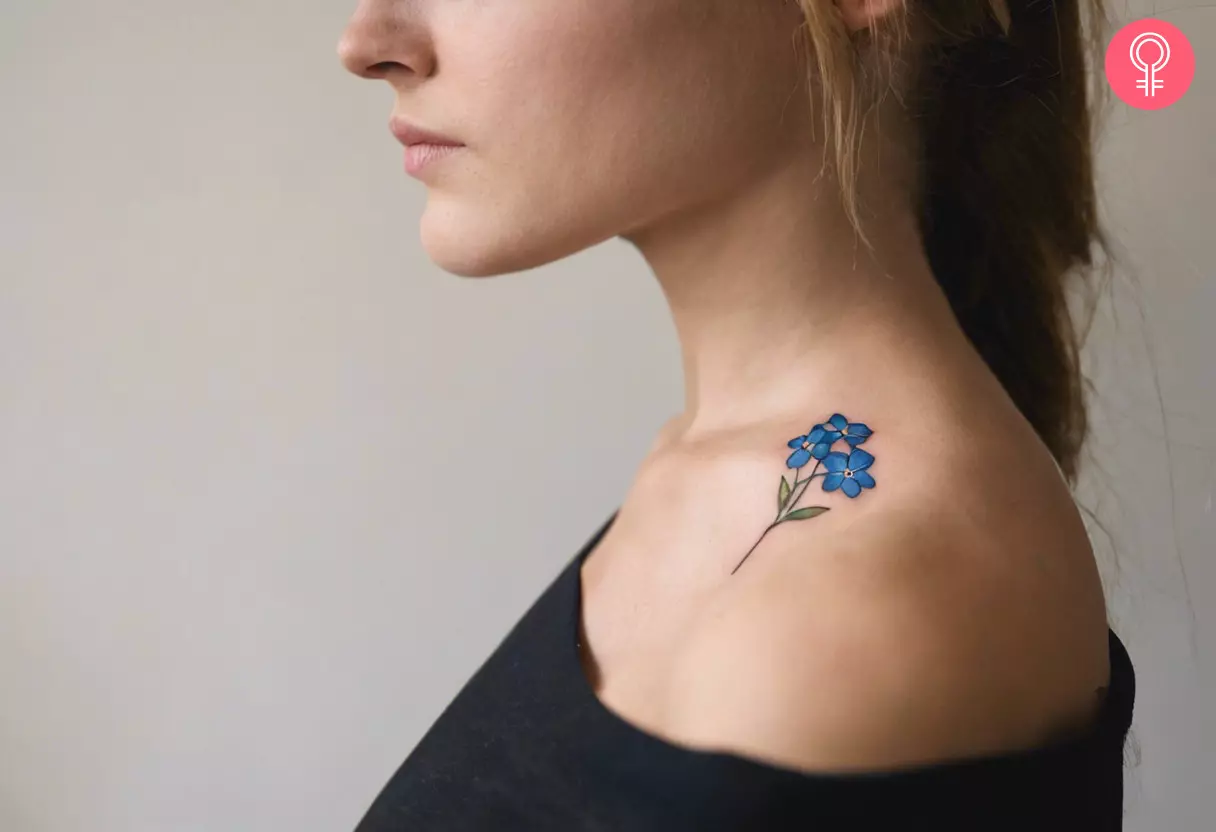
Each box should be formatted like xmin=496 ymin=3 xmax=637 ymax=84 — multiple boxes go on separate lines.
xmin=783 ymin=506 xmax=829 ymax=522
xmin=778 ymin=476 xmax=791 ymax=510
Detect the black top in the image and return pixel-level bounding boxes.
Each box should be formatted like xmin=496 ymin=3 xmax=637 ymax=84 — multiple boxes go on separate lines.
xmin=355 ymin=511 xmax=1136 ymax=831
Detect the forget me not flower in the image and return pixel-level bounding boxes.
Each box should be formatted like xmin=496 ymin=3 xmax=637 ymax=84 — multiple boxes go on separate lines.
xmin=817 ymin=413 xmax=873 ymax=447
xmin=822 ymin=448 xmax=876 ymax=498
xmin=786 ymin=426 xmax=834 ymax=468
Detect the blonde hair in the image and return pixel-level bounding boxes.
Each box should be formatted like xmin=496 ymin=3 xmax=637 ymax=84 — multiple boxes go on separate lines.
xmin=792 ymin=0 xmax=1113 ymax=482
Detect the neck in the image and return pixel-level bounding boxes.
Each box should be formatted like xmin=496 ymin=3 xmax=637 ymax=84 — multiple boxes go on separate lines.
xmin=621 ymin=149 xmax=974 ymax=445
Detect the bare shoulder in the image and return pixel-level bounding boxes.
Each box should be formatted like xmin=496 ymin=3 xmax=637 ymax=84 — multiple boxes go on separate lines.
xmin=663 ymin=430 xmax=1112 ymax=773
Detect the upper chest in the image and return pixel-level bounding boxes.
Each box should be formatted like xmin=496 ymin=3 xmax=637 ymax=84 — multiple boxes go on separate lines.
xmin=575 ymin=529 xmax=734 ymax=733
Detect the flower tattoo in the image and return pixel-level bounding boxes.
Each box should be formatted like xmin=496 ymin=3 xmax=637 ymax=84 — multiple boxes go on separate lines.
xmin=822 ymin=448 xmax=876 ymax=498
xmin=731 ymin=413 xmax=876 ymax=574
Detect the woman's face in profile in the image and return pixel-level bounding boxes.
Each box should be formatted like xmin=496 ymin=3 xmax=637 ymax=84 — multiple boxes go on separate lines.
xmin=338 ymin=0 xmax=811 ymax=276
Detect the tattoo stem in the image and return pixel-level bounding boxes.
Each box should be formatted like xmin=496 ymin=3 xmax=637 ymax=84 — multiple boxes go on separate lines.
xmin=732 ymin=460 xmax=824 ymax=575
xmin=784 ymin=460 xmax=823 ymax=519
xmin=731 ymin=523 xmax=777 ymax=575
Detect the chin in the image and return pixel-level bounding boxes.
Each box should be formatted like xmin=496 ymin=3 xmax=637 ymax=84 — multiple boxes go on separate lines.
xmin=414 ymin=203 xmax=498 ymax=276
xmin=419 ymin=201 xmax=605 ymax=278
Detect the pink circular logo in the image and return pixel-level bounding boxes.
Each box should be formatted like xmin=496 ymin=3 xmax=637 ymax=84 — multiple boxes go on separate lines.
xmin=1105 ymin=18 xmax=1195 ymax=110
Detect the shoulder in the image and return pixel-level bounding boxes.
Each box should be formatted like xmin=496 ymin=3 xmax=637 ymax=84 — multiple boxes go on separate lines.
xmin=663 ymin=440 xmax=1111 ymax=773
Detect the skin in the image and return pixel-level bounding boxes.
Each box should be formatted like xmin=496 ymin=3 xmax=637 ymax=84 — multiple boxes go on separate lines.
xmin=338 ymin=0 xmax=1113 ymax=774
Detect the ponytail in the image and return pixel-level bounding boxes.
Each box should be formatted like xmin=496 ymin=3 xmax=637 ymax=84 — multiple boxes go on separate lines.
xmin=911 ymin=0 xmax=1109 ymax=482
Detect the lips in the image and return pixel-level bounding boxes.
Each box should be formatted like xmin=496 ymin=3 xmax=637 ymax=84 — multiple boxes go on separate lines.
xmin=389 ymin=118 xmax=464 ymax=148
xmin=403 ymin=142 xmax=464 ymax=176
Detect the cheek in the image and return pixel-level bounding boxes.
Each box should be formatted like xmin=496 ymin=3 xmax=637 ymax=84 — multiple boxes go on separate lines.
xmin=419 ymin=1 xmax=804 ymax=276
xmin=418 ymin=18 xmax=674 ymax=272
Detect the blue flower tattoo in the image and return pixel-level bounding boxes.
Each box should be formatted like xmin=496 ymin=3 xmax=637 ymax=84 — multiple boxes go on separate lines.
xmin=785 ymin=413 xmax=873 ymax=466
xmin=822 ymin=448 xmax=876 ymax=498
xmin=731 ymin=413 xmax=877 ymax=574
xmin=818 ymin=412 xmax=873 ymax=447
xmin=785 ymin=427 xmax=833 ymax=466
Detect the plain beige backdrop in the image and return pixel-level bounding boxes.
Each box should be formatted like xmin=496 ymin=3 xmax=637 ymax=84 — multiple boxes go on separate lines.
xmin=1 ymin=1 xmax=1212 ymax=829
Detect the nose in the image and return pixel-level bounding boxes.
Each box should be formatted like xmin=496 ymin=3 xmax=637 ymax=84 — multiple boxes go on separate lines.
xmin=337 ymin=2 xmax=435 ymax=81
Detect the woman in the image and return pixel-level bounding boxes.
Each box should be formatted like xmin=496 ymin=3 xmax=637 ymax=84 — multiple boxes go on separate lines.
xmin=337 ymin=0 xmax=1135 ymax=828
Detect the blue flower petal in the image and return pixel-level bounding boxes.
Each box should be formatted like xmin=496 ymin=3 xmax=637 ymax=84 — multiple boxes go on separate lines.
xmin=786 ymin=448 xmax=811 ymax=468
xmin=854 ymin=470 xmax=876 ymax=489
xmin=823 ymin=472 xmax=845 ymax=491
xmin=810 ymin=442 xmax=833 ymax=460
xmin=787 ymin=434 xmax=807 ymax=449
xmin=847 ymin=448 xmax=875 ymax=471
xmin=828 ymin=413 xmax=848 ymax=431
xmin=841 ymin=477 xmax=862 ymax=498
xmin=845 ymin=423 xmax=872 ymax=444
xmin=823 ymin=452 xmax=849 ymax=473
xmin=807 ymin=426 xmax=827 ymax=443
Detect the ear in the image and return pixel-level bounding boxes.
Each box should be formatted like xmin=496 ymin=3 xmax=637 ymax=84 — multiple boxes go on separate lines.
xmin=833 ymin=0 xmax=904 ymax=33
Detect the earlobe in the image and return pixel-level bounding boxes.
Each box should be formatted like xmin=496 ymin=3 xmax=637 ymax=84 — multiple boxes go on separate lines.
xmin=832 ymin=0 xmax=904 ymax=33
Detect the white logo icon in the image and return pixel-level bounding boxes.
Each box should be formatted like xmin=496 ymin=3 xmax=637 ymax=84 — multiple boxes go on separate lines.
xmin=1130 ymin=32 xmax=1170 ymax=97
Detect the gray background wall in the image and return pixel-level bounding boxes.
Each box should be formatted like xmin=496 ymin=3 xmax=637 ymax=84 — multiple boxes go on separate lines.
xmin=1 ymin=1 xmax=1211 ymax=829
